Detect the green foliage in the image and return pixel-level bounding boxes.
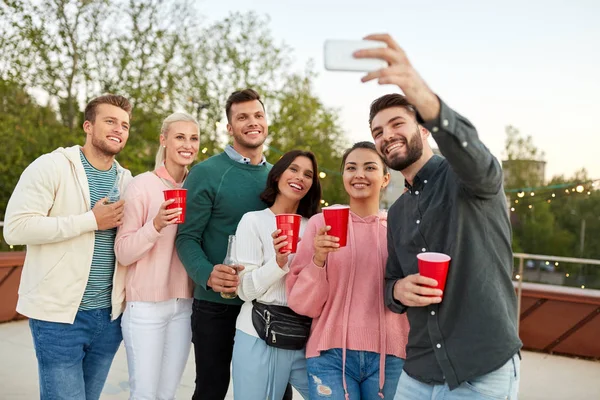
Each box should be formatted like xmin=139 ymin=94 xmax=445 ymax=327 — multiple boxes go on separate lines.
xmin=177 ymin=11 xmax=293 ymax=158
xmin=268 ymin=72 xmax=348 ymax=205
xmin=504 ymin=126 xmax=576 ymax=257
xmin=0 ymin=80 xmax=80 ymax=250
xmin=0 ymin=2 xmax=350 ymax=251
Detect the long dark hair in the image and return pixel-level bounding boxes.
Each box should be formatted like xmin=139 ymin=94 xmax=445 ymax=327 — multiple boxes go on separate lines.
xmin=260 ymin=150 xmax=322 ymax=218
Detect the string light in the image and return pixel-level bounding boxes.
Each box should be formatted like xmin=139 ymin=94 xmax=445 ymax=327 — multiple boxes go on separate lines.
xmin=505 ymin=179 xmax=600 ymax=194
xmin=510 ymin=207 xmax=515 ymax=212
xmin=509 ymin=179 xmax=596 ymax=209
xmin=319 ymin=172 xmax=327 ymax=179
xmin=528 ymin=205 xmax=533 ymax=209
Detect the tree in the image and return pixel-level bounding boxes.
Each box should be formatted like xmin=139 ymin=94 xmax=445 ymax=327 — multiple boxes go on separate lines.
xmin=504 ymin=125 xmax=574 ymax=256
xmin=1 ymin=0 xmax=113 ymax=130
xmin=177 ymin=11 xmax=292 ymax=160
xmin=511 ymin=200 xmax=575 ymax=256
xmin=0 ymin=4 xmax=349 ymax=231
xmin=1 ymin=0 xmax=197 ymax=173
xmin=268 ymin=71 xmax=348 ymax=205
xmin=547 ymin=170 xmax=600 ymax=259
xmin=0 ymin=79 xmax=80 ymax=251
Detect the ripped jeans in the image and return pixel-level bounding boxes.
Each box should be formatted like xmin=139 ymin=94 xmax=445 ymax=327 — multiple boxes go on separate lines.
xmin=306 ymin=349 xmax=404 ymax=399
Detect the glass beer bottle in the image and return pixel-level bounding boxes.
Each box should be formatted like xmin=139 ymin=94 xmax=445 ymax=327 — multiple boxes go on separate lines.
xmin=220 ymin=235 xmax=239 ymax=299
xmin=105 ymin=169 xmax=122 ymax=204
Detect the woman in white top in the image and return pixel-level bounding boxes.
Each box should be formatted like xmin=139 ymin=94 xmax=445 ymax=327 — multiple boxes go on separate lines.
xmin=232 ymin=150 xmax=322 ymax=400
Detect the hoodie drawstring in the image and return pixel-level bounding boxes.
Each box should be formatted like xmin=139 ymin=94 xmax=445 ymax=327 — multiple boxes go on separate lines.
xmin=341 ymin=217 xmax=358 ymax=400
xmin=337 ymin=212 xmax=389 ymax=399
xmin=376 ymin=215 xmax=387 ymax=398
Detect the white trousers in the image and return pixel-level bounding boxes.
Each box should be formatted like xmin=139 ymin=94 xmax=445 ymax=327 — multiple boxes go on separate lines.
xmin=121 ymin=298 xmax=193 ymax=400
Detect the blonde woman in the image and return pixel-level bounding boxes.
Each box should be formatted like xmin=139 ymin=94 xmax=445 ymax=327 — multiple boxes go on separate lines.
xmin=115 ymin=112 xmax=199 ymax=399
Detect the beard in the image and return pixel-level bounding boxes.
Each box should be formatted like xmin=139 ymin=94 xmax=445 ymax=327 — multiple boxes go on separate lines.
xmin=232 ymin=131 xmax=266 ymax=149
xmin=384 ymin=128 xmax=423 ymax=172
xmin=91 ymin=134 xmax=122 ymax=156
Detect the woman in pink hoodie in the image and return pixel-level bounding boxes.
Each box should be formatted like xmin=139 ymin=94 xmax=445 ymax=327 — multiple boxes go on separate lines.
xmin=114 ymin=112 xmax=199 ymax=399
xmin=287 ymin=141 xmax=410 ymax=399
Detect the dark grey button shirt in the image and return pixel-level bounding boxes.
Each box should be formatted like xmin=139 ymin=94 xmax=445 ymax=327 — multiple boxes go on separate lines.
xmin=385 ymin=99 xmax=522 ymax=390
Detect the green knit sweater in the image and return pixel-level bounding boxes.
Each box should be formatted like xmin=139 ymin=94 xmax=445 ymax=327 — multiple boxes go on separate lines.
xmin=176 ymin=152 xmax=271 ymax=304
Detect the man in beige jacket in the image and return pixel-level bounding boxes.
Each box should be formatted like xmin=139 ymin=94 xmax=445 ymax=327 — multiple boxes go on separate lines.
xmin=3 ymin=94 xmax=133 ymax=400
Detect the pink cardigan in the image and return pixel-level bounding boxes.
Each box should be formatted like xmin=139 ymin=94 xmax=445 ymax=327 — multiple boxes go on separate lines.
xmin=286 ymin=210 xmax=409 ymax=397
xmin=115 ymin=166 xmax=193 ymax=302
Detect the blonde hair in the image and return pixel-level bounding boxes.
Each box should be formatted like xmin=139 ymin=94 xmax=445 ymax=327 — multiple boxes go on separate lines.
xmin=154 ymin=112 xmax=199 ymax=170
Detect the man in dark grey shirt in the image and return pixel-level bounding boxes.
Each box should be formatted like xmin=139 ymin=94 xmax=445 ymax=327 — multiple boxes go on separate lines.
xmin=355 ymin=34 xmax=522 ymax=399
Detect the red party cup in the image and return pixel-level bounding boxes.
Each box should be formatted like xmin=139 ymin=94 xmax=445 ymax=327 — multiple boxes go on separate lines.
xmin=163 ymin=189 xmax=187 ymax=224
xmin=275 ymin=213 xmax=301 ymax=253
xmin=417 ymin=252 xmax=451 ymax=297
xmin=322 ymin=205 xmax=350 ymax=247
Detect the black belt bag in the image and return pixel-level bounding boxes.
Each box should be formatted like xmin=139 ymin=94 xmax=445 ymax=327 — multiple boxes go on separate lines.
xmin=251 ymin=300 xmax=312 ymax=350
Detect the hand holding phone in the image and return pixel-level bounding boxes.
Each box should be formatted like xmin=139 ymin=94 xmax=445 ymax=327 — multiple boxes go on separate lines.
xmin=351 ymin=33 xmax=440 ymax=121
xmin=324 ymin=40 xmax=388 ymax=72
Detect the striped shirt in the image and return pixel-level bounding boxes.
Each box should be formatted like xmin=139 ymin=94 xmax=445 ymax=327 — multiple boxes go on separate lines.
xmin=79 ymin=150 xmax=118 ymax=310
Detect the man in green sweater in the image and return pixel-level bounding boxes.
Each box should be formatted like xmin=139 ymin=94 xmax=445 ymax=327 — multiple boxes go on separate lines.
xmin=176 ymin=89 xmax=271 ymax=400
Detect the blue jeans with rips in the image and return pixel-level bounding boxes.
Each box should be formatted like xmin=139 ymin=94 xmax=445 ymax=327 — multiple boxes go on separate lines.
xmin=306 ymin=348 xmax=404 ymax=399
xmin=29 ymin=308 xmax=123 ymax=400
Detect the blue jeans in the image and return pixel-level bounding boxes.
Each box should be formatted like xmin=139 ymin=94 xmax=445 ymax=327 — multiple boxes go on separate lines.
xmin=393 ymin=353 xmax=520 ymax=400
xmin=306 ymin=349 xmax=404 ymax=399
xmin=29 ymin=308 xmax=123 ymax=400
xmin=232 ymin=329 xmax=309 ymax=399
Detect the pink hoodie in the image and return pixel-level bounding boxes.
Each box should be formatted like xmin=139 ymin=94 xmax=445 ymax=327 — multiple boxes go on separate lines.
xmin=287 ymin=210 xmax=409 ymax=399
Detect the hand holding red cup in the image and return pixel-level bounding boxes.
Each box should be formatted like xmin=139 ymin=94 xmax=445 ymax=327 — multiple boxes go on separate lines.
xmin=322 ymin=205 xmax=350 ymax=247
xmin=275 ymin=214 xmax=301 ymax=254
xmin=417 ymin=252 xmax=451 ymax=298
xmin=163 ymin=189 xmax=187 ymax=224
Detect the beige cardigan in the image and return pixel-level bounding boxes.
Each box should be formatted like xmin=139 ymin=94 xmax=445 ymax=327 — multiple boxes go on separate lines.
xmin=3 ymin=145 xmax=132 ymax=323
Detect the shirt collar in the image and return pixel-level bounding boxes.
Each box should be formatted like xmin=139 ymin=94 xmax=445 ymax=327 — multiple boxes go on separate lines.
xmin=225 ymin=144 xmax=267 ymax=166
xmin=404 ymin=155 xmax=443 ymax=192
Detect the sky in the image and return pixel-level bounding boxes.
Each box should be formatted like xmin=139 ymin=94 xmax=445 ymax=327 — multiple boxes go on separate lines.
xmin=198 ymin=0 xmax=600 ymax=181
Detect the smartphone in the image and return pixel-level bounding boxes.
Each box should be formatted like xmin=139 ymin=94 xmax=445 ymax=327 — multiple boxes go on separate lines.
xmin=324 ymin=40 xmax=387 ymax=72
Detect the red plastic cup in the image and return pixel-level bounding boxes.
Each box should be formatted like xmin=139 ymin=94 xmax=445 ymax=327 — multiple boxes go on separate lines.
xmin=276 ymin=213 xmax=301 ymax=253
xmin=417 ymin=252 xmax=451 ymax=297
xmin=163 ymin=189 xmax=187 ymax=224
xmin=322 ymin=205 xmax=350 ymax=247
